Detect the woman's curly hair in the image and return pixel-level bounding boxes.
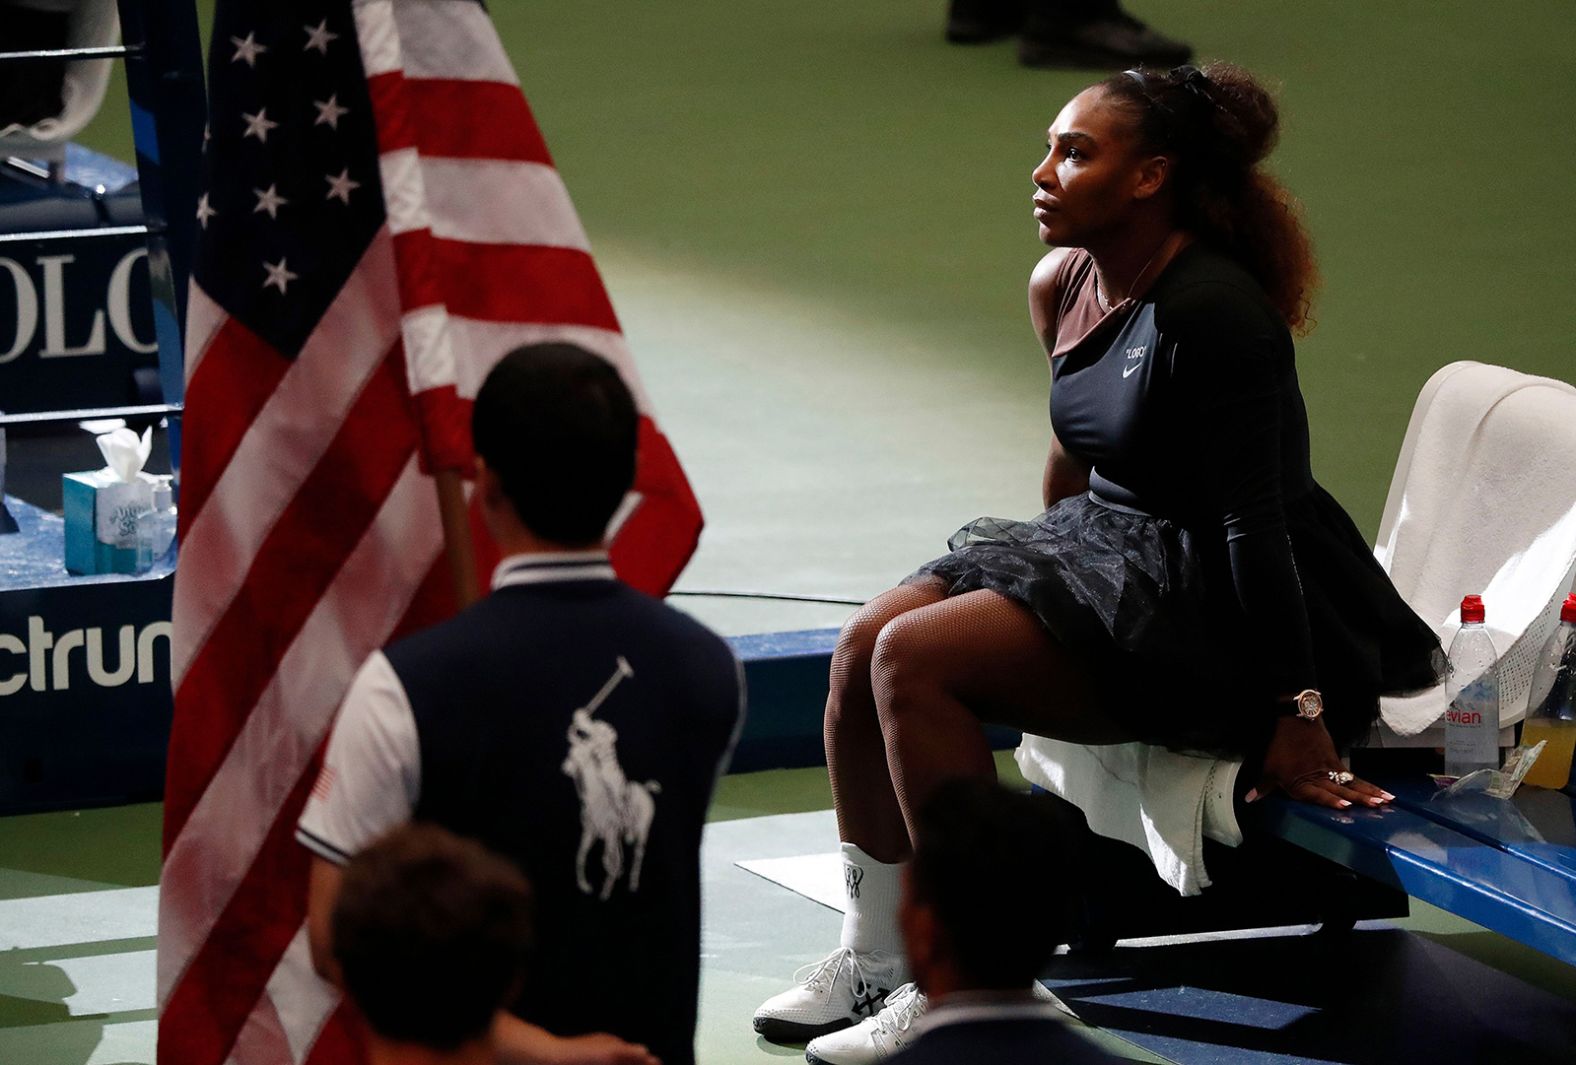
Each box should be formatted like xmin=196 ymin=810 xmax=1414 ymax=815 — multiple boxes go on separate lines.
xmin=1101 ymin=63 xmax=1320 ymax=335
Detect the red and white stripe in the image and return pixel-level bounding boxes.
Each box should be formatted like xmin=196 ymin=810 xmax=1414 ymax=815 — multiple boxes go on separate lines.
xmin=159 ymin=3 xmax=702 ymax=1063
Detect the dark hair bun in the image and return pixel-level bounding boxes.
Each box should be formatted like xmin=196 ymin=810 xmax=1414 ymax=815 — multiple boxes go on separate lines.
xmin=1199 ymin=62 xmax=1279 ymax=167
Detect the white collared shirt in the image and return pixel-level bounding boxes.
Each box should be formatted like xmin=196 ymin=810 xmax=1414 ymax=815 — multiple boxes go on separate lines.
xmin=491 ymin=549 xmax=615 ymax=589
xmin=296 ymin=551 xmax=617 ymax=865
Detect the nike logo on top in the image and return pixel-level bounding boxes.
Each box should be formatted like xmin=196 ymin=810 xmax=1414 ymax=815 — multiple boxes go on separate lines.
xmin=1122 ymin=345 xmax=1146 ymax=378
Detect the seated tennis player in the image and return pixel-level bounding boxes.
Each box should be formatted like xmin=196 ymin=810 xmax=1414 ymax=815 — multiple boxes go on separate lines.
xmin=754 ymin=62 xmax=1443 ymax=1064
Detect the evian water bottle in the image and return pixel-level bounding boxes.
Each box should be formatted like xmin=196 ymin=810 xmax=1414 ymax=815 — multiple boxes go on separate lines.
xmin=1445 ymin=594 xmax=1501 ymax=777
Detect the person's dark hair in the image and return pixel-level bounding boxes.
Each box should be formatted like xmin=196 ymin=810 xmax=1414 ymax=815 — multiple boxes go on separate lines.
xmin=909 ymin=778 xmax=1071 ymax=990
xmin=1100 ymin=63 xmax=1319 ymax=334
xmin=472 ymin=343 xmax=638 ymax=545
xmin=333 ymin=824 xmax=534 ymax=1050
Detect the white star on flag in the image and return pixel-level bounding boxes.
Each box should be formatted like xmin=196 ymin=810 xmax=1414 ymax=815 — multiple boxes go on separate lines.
xmin=195 ymin=193 xmax=216 ymax=228
xmin=261 ymin=258 xmax=298 ymax=293
xmin=252 ymin=184 xmax=289 ymax=218
xmin=313 ymin=95 xmax=350 ymax=130
xmin=324 ymin=169 xmax=360 ymax=205
xmin=241 ymin=109 xmax=278 ymax=142
xmin=230 ymin=32 xmax=267 ymax=67
xmin=302 ymin=19 xmax=338 ymax=54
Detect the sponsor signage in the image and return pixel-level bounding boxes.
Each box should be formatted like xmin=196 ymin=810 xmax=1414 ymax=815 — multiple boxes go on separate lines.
xmin=0 ymin=572 xmax=173 ymax=812
xmin=0 ymin=230 xmax=158 ymax=415
xmin=0 ymin=614 xmax=171 ymax=697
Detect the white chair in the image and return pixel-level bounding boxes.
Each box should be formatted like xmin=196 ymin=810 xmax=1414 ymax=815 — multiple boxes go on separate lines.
xmin=1017 ymin=360 xmax=1576 ymax=895
xmin=1370 ymin=360 xmax=1576 ymax=745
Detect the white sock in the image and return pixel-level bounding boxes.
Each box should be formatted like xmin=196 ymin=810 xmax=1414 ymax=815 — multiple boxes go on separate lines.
xmin=837 ymin=842 xmax=906 ymax=956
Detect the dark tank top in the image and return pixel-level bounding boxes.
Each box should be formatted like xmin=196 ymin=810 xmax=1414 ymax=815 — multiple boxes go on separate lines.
xmin=1045 ymin=244 xmax=1320 ymax=697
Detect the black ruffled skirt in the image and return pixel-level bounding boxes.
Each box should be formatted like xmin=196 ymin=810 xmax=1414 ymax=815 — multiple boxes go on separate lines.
xmin=906 ymin=487 xmax=1445 ymax=758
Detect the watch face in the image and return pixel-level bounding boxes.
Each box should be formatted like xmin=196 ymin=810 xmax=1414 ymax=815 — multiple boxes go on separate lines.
xmin=1297 ymin=691 xmax=1324 ymax=719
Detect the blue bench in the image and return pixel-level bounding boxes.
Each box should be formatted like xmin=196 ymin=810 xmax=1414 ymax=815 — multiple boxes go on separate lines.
xmin=725 ymin=628 xmax=1414 ymax=942
xmin=725 ymin=627 xmax=1024 ymax=774
xmin=1264 ymin=776 xmax=1576 ymax=967
xmin=725 ymin=626 xmax=1576 ymax=966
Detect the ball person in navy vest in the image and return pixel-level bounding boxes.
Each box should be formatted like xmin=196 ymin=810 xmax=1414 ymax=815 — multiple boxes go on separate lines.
xmin=755 ymin=63 xmax=1444 ymax=1060
xmin=298 ymin=343 xmax=746 ymax=1065
xmin=872 ymin=779 xmax=1122 ymax=1065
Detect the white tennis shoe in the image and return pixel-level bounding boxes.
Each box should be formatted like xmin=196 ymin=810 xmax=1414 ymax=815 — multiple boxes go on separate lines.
xmin=753 ymin=947 xmax=908 ymax=1043
xmin=803 ymin=980 xmax=926 ymax=1064
xmin=803 ymin=980 xmax=1072 ymax=1064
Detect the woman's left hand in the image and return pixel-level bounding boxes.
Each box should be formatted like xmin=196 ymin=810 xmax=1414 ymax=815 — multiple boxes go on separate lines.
xmin=1246 ymin=716 xmax=1393 ymax=810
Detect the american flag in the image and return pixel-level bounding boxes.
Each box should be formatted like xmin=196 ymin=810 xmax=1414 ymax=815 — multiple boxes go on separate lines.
xmin=158 ymin=3 xmax=703 ymax=1063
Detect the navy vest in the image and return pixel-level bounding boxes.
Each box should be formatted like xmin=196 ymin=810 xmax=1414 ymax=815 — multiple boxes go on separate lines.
xmin=385 ymin=575 xmax=741 ymax=1065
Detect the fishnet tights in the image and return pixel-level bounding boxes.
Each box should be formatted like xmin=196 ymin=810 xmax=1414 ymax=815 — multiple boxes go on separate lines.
xmin=828 ymin=585 xmax=1125 ymax=858
xmin=825 ymin=582 xmax=946 ymax=863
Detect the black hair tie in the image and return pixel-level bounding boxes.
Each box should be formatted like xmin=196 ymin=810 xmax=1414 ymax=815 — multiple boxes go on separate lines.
xmin=1171 ymin=65 xmax=1217 ymax=109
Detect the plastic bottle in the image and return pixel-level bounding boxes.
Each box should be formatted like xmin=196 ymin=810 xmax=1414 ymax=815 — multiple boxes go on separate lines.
xmin=1522 ymin=593 xmax=1576 ymax=789
xmin=152 ymin=475 xmax=177 ymax=558
xmin=134 ymin=476 xmax=177 ymax=573
xmin=1445 ymin=594 xmax=1501 ymax=777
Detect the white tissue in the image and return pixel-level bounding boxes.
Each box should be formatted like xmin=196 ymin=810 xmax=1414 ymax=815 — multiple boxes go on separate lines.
xmin=96 ymin=426 xmax=152 ymax=484
xmin=90 ymin=427 xmax=155 ymax=548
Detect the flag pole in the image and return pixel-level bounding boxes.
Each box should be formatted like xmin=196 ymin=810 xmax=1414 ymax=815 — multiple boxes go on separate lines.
xmin=434 ymin=469 xmax=480 ymax=609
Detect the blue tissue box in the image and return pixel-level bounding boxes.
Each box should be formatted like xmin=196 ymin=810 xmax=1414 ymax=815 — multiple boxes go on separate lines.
xmin=63 ymin=470 xmax=157 ymax=575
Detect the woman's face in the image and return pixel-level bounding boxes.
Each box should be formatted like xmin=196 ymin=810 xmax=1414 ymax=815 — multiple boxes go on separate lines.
xmin=1031 ymin=87 xmax=1156 ymax=248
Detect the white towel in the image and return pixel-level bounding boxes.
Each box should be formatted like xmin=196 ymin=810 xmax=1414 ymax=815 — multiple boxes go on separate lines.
xmin=1373 ymin=362 xmax=1576 ymax=736
xmin=1015 ymin=736 xmax=1240 ymax=896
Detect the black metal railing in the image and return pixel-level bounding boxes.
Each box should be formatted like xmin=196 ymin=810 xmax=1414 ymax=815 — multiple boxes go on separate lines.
xmin=0 ymin=404 xmax=183 ymax=428
xmin=0 ymin=45 xmax=142 ymax=64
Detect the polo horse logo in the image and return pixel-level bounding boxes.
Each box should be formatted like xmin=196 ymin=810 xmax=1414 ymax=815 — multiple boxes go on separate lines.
xmin=562 ymin=656 xmax=661 ymax=900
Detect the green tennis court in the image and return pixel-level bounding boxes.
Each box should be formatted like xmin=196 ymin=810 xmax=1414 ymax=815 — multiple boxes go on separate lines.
xmin=2 ymin=1 xmax=1573 ymax=1062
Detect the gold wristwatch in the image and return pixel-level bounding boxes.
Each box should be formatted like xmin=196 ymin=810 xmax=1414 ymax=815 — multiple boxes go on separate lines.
xmin=1279 ymin=689 xmax=1324 ymax=720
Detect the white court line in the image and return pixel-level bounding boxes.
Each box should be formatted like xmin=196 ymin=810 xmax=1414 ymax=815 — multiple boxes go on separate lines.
xmin=1 ymin=950 xmax=158 ymax=1016
xmin=736 ymin=852 xmax=845 ymax=913
xmin=0 ymin=886 xmax=157 ymax=951
xmin=88 ymin=1020 xmax=156 ymax=1064
xmin=0 ymin=886 xmax=158 ymax=1061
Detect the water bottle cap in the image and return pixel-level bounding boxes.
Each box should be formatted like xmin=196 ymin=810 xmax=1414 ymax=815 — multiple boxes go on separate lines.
xmin=1460 ymin=594 xmax=1485 ymax=624
xmin=1562 ymin=594 xmax=1576 ymax=624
